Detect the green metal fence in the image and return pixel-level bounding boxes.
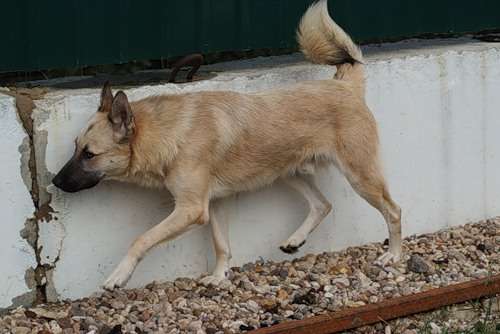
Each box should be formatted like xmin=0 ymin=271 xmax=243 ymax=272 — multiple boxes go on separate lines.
xmin=1 ymin=0 xmax=499 ymax=73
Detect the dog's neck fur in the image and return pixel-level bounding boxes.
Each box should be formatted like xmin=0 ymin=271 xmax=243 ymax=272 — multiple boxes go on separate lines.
xmin=121 ymin=95 xmax=184 ymax=189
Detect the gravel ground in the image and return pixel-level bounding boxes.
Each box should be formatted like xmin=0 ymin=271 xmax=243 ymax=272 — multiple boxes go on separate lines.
xmin=1 ymin=218 xmax=498 ymax=334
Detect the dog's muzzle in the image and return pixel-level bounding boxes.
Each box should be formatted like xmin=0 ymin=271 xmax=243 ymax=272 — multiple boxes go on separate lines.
xmin=52 ymin=157 xmax=103 ymax=193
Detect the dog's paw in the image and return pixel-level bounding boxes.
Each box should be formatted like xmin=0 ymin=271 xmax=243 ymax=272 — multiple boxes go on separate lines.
xmin=103 ymin=258 xmax=136 ymax=290
xmin=199 ymin=274 xmax=224 ymax=287
xmin=279 ymin=239 xmax=306 ymax=254
xmin=374 ymin=251 xmax=401 ymax=267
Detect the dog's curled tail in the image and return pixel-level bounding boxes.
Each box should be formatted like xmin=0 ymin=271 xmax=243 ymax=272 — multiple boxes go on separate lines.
xmin=297 ymin=0 xmax=365 ymax=94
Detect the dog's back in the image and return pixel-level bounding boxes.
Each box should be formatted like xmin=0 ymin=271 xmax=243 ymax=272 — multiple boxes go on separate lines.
xmin=126 ymin=0 xmax=372 ymax=196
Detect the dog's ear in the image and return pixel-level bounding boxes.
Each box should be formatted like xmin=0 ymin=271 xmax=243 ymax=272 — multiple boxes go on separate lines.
xmin=109 ymin=91 xmax=135 ymax=143
xmin=99 ymin=81 xmax=113 ymax=113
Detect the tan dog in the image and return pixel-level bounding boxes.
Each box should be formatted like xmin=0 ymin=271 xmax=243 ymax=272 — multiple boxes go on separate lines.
xmin=53 ymin=0 xmax=402 ymax=290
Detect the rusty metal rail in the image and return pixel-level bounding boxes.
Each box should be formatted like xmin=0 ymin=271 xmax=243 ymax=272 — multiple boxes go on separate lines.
xmin=250 ymin=274 xmax=500 ymax=334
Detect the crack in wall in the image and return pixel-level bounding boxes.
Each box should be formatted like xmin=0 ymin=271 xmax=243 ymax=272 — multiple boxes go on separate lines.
xmin=8 ymin=88 xmax=57 ymax=307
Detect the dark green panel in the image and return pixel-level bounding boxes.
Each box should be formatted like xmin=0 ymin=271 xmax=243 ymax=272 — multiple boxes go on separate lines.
xmin=73 ymin=0 xmax=120 ymax=66
xmin=35 ymin=1 xmax=77 ymax=69
xmin=163 ymin=0 xmax=202 ymax=56
xmin=1 ymin=0 xmax=499 ymax=72
xmin=3 ymin=2 xmax=25 ymax=71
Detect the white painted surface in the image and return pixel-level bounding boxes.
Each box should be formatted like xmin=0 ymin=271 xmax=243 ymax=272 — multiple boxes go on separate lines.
xmin=0 ymin=94 xmax=37 ymax=308
xmin=6 ymin=39 xmax=500 ymax=301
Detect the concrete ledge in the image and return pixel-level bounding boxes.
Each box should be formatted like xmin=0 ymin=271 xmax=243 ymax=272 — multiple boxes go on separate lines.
xmin=1 ymin=38 xmax=500 ymax=303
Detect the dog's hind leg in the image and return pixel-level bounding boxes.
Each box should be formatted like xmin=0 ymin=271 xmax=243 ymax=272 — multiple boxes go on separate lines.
xmin=336 ymin=139 xmax=402 ymax=264
xmin=280 ymin=174 xmax=332 ymax=254
xmin=200 ymin=201 xmax=232 ymax=286
xmin=346 ymin=173 xmax=401 ymax=265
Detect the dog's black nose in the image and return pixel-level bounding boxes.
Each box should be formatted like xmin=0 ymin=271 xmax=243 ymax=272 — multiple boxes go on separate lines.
xmin=52 ymin=174 xmax=63 ymax=189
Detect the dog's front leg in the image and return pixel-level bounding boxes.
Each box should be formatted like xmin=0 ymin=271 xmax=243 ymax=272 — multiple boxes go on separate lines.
xmin=103 ymin=205 xmax=206 ymax=290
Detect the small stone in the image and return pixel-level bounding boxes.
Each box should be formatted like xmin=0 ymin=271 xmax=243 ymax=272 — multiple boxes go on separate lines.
xmin=178 ymin=318 xmax=190 ymax=330
xmin=246 ymin=300 xmax=260 ymax=313
xmin=310 ymin=281 xmax=321 ymax=290
xmin=323 ymin=285 xmax=334 ymax=292
xmin=202 ymin=287 xmax=218 ymax=298
xmin=206 ymin=328 xmax=218 ymax=334
xmin=331 ymin=277 xmax=350 ymax=288
xmin=328 ymin=265 xmax=351 ymax=275
xmin=12 ymin=327 xmax=30 ymax=334
xmin=345 ymin=300 xmax=365 ymax=307
xmin=402 ymin=330 xmax=417 ymax=334
xmin=448 ymin=250 xmax=467 ymax=262
xmin=219 ymin=279 xmax=233 ymax=290
xmin=240 ymin=280 xmax=255 ymax=291
xmin=140 ymin=309 xmax=153 ymax=322
xmin=174 ymin=278 xmax=193 ymax=291
xmin=429 ymin=322 xmax=441 ymax=334
xmin=258 ymin=298 xmax=277 ymax=312
xmin=70 ymin=304 xmax=86 ymax=317
xmin=276 ymin=289 xmax=289 ymax=301
xmin=355 ymin=270 xmax=372 ymax=288
xmin=472 ymin=269 xmax=489 ymax=278
xmin=407 ymin=255 xmax=431 ymax=274
xmin=239 ymin=324 xmax=255 ymax=331
xmin=50 ymin=320 xmax=63 ymax=334
xmin=288 ymin=266 xmax=298 ymax=277
xmin=111 ymin=301 xmax=125 ymax=310
xmin=242 ymin=263 xmax=255 ymax=272
xmin=189 ymin=320 xmax=203 ymax=331
xmin=476 ymin=244 xmax=487 ymax=253
xmin=395 ymin=276 xmax=406 ymax=283
xmin=57 ymin=317 xmax=72 ymax=329
xmin=453 ymin=308 xmax=478 ymax=322
xmin=292 ymin=291 xmax=316 ymax=305
xmin=229 ymin=320 xmax=246 ymax=332
xmin=28 ymin=306 xmax=70 ymax=320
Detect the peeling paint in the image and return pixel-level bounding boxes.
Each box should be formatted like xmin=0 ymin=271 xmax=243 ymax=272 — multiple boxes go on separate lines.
xmin=7 ymin=88 xmax=56 ymax=306
xmin=0 ymin=92 xmax=38 ymax=310
xmin=18 ymin=137 xmax=32 ymax=193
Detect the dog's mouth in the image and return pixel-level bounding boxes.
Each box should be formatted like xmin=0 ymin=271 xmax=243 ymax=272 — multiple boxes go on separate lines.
xmin=52 ymin=158 xmax=104 ymax=193
xmin=52 ymin=173 xmax=103 ymax=193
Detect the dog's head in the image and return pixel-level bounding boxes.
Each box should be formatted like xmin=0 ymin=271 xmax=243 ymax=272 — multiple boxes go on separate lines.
xmin=52 ymin=83 xmax=135 ymax=193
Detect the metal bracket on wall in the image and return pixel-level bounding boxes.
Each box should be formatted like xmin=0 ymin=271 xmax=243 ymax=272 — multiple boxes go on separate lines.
xmin=168 ymin=54 xmax=204 ymax=83
xmin=474 ymin=34 xmax=500 ymax=42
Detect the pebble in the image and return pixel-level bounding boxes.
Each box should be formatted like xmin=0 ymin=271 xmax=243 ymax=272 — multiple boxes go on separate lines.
xmin=324 ymin=292 xmax=334 ymax=299
xmin=12 ymin=328 xmax=30 ymax=334
xmin=356 ymin=270 xmax=373 ymax=288
xmin=407 ymin=254 xmax=432 ymax=274
xmin=331 ymin=277 xmax=350 ymax=288
xmin=429 ymin=322 xmax=441 ymax=334
xmin=0 ymin=218 xmax=498 ymax=333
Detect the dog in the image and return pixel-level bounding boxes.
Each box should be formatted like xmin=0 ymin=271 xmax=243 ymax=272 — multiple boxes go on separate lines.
xmin=52 ymin=0 xmax=402 ymax=290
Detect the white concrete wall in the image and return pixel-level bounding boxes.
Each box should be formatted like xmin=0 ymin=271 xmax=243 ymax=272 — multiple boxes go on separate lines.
xmin=0 ymin=93 xmax=37 ymax=308
xmin=1 ymin=39 xmax=499 ymax=304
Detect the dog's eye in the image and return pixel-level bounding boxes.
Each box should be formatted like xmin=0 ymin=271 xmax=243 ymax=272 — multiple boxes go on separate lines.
xmin=82 ymin=148 xmax=95 ymax=160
